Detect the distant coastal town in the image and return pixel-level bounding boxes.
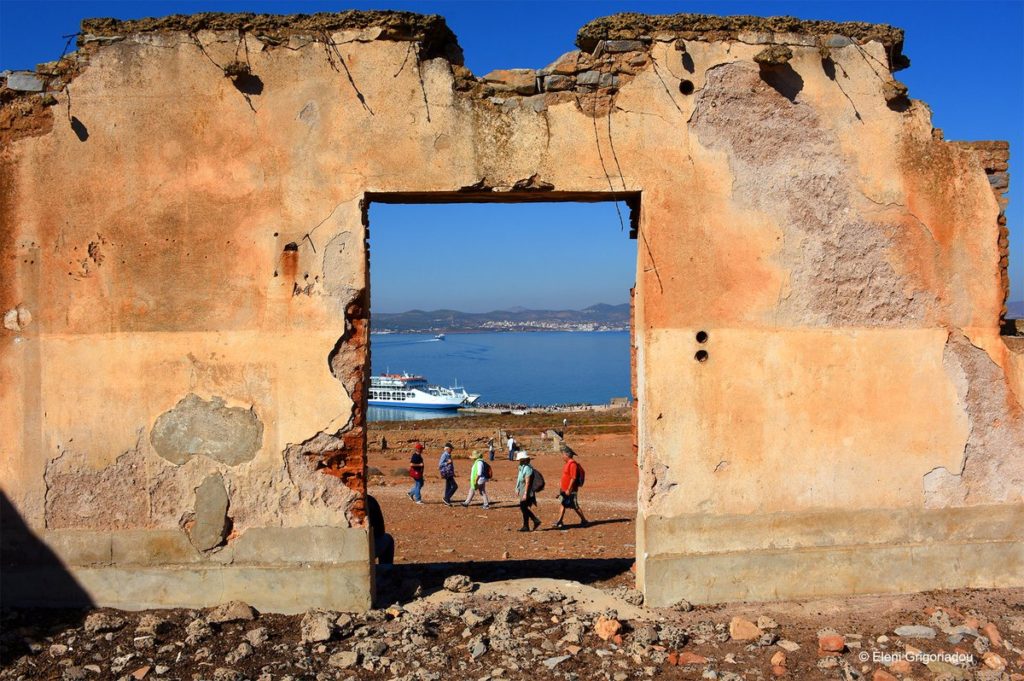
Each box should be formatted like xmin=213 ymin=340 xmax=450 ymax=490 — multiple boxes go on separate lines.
xmin=371 ymin=303 xmax=629 ymax=334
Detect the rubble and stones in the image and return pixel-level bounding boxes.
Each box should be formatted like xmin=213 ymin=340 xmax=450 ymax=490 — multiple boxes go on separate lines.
xmin=2 ymin=583 xmax=1021 ymax=681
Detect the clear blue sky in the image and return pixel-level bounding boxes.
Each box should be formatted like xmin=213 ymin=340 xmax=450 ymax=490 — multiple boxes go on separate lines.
xmin=370 ymin=202 xmax=634 ymax=312
xmin=2 ymin=1 xmax=1021 ymax=309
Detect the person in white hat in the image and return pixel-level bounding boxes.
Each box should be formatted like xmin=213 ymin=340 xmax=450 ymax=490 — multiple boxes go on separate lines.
xmin=514 ymin=451 xmax=541 ymax=532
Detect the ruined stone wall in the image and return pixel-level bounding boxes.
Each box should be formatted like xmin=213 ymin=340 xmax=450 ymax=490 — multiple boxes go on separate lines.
xmin=0 ymin=11 xmax=1020 ymax=611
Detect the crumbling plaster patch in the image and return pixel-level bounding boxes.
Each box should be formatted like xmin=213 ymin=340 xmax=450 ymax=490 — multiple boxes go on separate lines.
xmin=689 ymin=61 xmax=935 ymax=327
xmin=188 ymin=473 xmax=230 ymax=550
xmin=44 ymin=433 xmax=150 ymax=530
xmin=926 ymin=332 xmax=1024 ymax=507
xmin=150 ymin=393 xmax=263 ymax=466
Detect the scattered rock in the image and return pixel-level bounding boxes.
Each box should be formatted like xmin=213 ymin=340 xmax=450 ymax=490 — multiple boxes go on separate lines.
xmin=542 ymin=655 xmax=571 ymax=669
xmin=463 ymin=609 xmax=492 ymax=628
xmin=49 ymin=643 xmax=69 ymax=656
xmin=672 ymin=598 xmax=694 ymax=612
xmin=244 ymin=627 xmax=268 ymax=647
xmin=757 ymin=615 xmax=779 ymax=630
xmin=872 ymin=669 xmax=898 ymax=681
xmin=135 ymin=614 xmax=171 ymax=638
xmin=888 ymin=659 xmax=911 ymax=674
xmin=130 ymin=666 xmax=151 ymax=680
xmin=84 ymin=612 xmax=126 ymax=633
xmin=728 ymin=616 xmax=762 ymax=641
xmin=893 ymin=625 xmax=936 ymax=639
xmin=925 ymin=660 xmax=971 ymax=681
xmin=777 ymin=639 xmax=800 ymax=652
xmin=981 ymin=622 xmax=1003 ymax=647
xmin=443 ymin=574 xmax=475 ymax=593
xmin=353 ymin=638 xmax=387 ymax=658
xmin=208 ymin=601 xmax=256 ymax=624
xmin=632 ymin=624 xmax=658 ymax=647
xmin=328 ymin=651 xmax=360 ymax=669
xmin=983 ymin=651 xmax=1007 ymax=671
xmin=817 ymin=629 xmax=846 ymax=653
xmin=658 ymin=624 xmax=688 ymax=648
xmin=62 ymin=666 xmax=88 ymax=681
xmin=675 ymin=651 xmax=708 ymax=665
xmin=224 ymin=642 xmax=253 ymax=664
xmin=185 ymin=618 xmax=213 ymax=643
xmin=595 ymin=616 xmax=622 ymax=641
xmin=610 ymin=586 xmax=645 ymax=606
xmin=468 ymin=635 xmax=488 ymax=659
xmin=299 ymin=610 xmax=334 ymax=644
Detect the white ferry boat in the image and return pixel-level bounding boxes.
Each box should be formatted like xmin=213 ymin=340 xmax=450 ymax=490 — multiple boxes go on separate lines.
xmin=368 ymin=373 xmax=480 ymax=410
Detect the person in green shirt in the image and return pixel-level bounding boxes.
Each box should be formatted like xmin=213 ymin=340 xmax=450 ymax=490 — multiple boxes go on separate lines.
xmin=515 ymin=451 xmax=541 ymax=532
xmin=462 ymin=451 xmax=491 ymax=509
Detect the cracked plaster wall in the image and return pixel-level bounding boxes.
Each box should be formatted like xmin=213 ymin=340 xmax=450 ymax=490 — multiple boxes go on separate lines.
xmin=0 ymin=11 xmax=1020 ymax=599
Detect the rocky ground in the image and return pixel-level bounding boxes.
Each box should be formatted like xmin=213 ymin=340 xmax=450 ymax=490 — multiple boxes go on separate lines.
xmin=2 ymin=579 xmax=1022 ymax=681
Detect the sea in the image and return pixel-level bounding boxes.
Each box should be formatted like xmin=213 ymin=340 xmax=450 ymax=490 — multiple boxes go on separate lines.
xmin=368 ymin=331 xmax=630 ymax=422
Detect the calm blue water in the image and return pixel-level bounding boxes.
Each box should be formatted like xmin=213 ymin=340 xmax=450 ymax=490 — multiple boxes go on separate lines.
xmin=368 ymin=331 xmax=630 ymax=422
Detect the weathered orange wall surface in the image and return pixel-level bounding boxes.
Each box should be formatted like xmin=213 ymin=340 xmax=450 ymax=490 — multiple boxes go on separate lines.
xmin=0 ymin=11 xmax=1020 ymax=610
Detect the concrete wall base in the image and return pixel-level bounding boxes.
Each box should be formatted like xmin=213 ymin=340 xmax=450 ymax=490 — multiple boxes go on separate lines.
xmin=3 ymin=563 xmax=372 ymax=614
xmin=1 ymin=526 xmax=373 ymax=613
xmin=641 ymin=504 xmax=1024 ymax=606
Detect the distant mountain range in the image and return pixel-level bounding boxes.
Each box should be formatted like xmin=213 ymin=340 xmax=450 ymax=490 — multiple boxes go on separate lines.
xmin=372 ymin=303 xmax=630 ymax=333
xmin=1009 ymin=301 xmax=1024 ymax=318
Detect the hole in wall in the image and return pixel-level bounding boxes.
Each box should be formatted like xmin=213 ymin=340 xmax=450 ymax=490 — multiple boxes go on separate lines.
xmin=695 ymin=350 xmax=709 ymax=362
xmin=679 ymin=80 xmax=695 ymax=95
xmin=362 ymin=194 xmax=640 ymax=598
xmin=695 ymin=331 xmax=708 ymax=343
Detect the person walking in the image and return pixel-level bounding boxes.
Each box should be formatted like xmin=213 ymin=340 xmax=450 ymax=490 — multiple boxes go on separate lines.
xmin=407 ymin=442 xmax=425 ymax=504
xmin=438 ymin=442 xmax=458 ymax=506
xmin=462 ymin=451 xmax=491 ymax=509
xmin=554 ymin=445 xmax=589 ymax=529
xmin=515 ymin=451 xmax=541 ymax=532
xmin=507 ymin=433 xmax=516 ymax=461
xmin=487 ymin=438 xmax=495 ymax=462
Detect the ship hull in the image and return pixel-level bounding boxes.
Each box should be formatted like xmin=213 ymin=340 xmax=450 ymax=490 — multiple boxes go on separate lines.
xmin=367 ymin=400 xmax=461 ymax=410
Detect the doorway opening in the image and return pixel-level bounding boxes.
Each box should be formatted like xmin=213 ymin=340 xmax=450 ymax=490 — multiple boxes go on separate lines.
xmin=362 ymin=193 xmax=640 ymax=597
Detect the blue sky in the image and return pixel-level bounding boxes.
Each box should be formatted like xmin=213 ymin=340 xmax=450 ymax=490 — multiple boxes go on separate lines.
xmin=2 ymin=1 xmax=1021 ymax=310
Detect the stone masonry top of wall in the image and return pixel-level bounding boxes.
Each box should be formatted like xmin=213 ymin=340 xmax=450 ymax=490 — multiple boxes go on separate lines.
xmin=79 ymin=10 xmax=461 ymax=60
xmin=576 ymin=13 xmax=906 ymax=65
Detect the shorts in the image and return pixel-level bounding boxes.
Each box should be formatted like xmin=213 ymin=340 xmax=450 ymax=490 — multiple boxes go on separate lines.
xmin=560 ymin=492 xmax=579 ymax=509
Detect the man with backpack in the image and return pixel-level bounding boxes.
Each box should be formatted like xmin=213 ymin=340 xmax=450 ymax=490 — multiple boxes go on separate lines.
xmin=462 ymin=450 xmax=492 ymax=509
xmin=554 ymin=445 xmax=589 ymax=529
xmin=514 ymin=451 xmax=542 ymax=532
xmin=438 ymin=442 xmax=458 ymax=506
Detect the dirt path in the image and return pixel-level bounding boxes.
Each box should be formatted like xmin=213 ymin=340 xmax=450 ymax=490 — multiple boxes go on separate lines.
xmin=368 ymin=429 xmax=637 ymax=567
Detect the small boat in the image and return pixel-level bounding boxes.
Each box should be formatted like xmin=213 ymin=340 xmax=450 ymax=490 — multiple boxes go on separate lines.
xmin=368 ymin=372 xmax=479 ymax=409
xmin=435 ymin=333 xmax=446 ymax=341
